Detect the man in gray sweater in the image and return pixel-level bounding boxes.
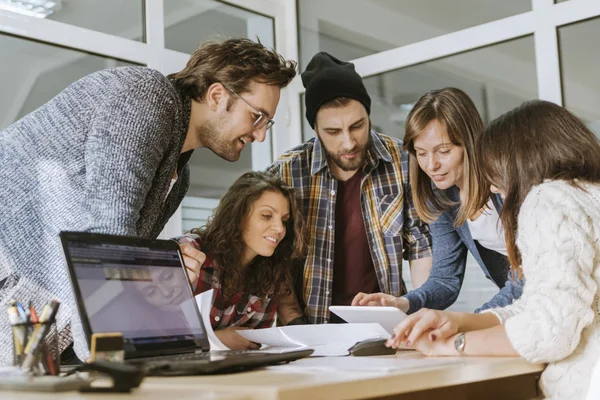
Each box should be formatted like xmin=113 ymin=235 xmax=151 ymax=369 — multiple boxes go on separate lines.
xmin=0 ymin=37 xmax=296 ymax=364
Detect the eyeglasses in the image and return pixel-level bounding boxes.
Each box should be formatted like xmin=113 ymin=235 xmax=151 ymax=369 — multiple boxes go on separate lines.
xmin=224 ymin=86 xmax=275 ymax=130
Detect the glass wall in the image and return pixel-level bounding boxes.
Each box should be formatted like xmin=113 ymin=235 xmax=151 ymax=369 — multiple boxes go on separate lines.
xmin=297 ymin=0 xmax=531 ymax=70
xmin=0 ymin=35 xmax=137 ymax=131
xmin=558 ymin=17 xmax=600 ymax=136
xmin=47 ymin=0 xmax=145 ymax=41
xmin=302 ymin=36 xmax=537 ymax=141
xmin=164 ymin=0 xmax=274 ymax=54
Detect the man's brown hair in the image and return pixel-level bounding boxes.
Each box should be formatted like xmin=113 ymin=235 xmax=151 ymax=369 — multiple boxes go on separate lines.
xmin=168 ymin=37 xmax=297 ymax=100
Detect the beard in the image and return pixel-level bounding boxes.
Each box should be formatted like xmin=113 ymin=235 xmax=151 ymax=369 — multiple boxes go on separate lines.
xmin=320 ymin=135 xmax=371 ymax=172
xmin=197 ymin=119 xmax=241 ymax=162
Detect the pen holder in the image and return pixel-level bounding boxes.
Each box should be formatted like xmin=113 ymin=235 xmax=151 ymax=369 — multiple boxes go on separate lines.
xmin=11 ymin=319 xmax=60 ymax=376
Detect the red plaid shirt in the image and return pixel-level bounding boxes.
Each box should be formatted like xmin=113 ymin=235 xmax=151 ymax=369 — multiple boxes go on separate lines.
xmin=173 ymin=234 xmax=277 ymax=330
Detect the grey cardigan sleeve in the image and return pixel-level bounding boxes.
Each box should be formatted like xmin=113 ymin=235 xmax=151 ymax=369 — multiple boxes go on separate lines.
xmin=403 ymin=209 xmax=467 ymax=314
xmin=83 ymin=84 xmax=176 ymax=235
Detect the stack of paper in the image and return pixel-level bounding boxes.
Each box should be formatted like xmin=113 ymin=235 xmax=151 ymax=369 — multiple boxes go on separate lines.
xmin=195 ymin=290 xmax=390 ymax=356
xmin=237 ymin=323 xmax=390 ymax=356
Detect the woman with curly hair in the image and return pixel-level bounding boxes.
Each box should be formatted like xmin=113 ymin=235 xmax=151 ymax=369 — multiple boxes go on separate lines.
xmin=175 ymin=171 xmax=307 ymax=349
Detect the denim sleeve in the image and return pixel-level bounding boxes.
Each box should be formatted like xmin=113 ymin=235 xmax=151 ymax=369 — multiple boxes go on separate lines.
xmin=475 ymin=271 xmax=524 ymax=312
xmin=403 ymin=210 xmax=467 ymax=314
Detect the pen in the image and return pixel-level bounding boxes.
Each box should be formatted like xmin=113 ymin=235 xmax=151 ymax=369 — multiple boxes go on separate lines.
xmin=25 ymin=302 xmax=31 ymax=324
xmin=29 ymin=304 xmax=39 ymax=324
xmin=29 ymin=303 xmax=55 ymax=375
xmin=16 ymin=302 xmax=28 ymax=323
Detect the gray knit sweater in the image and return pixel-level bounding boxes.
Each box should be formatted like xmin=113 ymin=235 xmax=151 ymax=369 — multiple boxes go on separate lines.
xmin=0 ymin=67 xmax=192 ymax=364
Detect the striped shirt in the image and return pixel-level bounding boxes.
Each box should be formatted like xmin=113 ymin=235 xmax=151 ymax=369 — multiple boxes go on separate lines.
xmin=267 ymin=131 xmax=432 ymax=323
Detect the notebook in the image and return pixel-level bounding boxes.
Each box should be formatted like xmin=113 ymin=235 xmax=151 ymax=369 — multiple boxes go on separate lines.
xmin=60 ymin=231 xmax=312 ymax=376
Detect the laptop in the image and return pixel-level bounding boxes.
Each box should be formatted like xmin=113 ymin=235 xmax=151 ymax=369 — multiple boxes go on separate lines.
xmin=59 ymin=231 xmax=312 ymax=376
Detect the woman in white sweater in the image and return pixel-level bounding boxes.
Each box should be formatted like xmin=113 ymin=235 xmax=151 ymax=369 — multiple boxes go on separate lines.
xmin=386 ymin=100 xmax=600 ymax=400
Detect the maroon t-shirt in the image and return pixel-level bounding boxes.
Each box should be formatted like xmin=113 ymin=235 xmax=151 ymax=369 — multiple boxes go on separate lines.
xmin=331 ymin=170 xmax=380 ymax=321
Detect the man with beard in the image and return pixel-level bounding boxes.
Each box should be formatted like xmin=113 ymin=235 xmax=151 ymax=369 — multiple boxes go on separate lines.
xmin=268 ymin=52 xmax=432 ymax=324
xmin=0 ymin=38 xmax=296 ymax=365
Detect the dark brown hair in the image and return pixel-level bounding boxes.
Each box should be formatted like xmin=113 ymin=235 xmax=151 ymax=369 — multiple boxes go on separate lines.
xmin=404 ymin=88 xmax=488 ymax=225
xmin=168 ymin=37 xmax=297 ymax=101
xmin=319 ymin=96 xmax=354 ymax=112
xmin=477 ymin=100 xmax=600 ymax=275
xmin=191 ymin=171 xmax=306 ymax=300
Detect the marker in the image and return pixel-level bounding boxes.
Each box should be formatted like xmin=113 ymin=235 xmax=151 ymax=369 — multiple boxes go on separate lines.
xmin=7 ymin=300 xmax=26 ymax=357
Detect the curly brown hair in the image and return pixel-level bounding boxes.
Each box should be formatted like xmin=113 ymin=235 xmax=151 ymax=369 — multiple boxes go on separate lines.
xmin=191 ymin=171 xmax=306 ymax=301
xmin=168 ymin=37 xmax=297 ymax=101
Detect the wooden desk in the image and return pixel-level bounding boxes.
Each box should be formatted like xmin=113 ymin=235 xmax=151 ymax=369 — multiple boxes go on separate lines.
xmin=145 ymin=352 xmax=544 ymax=400
xmin=1 ymin=352 xmax=544 ymax=400
xmin=1 ymin=385 xmax=249 ymax=400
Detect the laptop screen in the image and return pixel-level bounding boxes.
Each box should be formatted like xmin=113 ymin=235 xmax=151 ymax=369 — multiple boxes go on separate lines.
xmin=61 ymin=232 xmax=207 ymax=351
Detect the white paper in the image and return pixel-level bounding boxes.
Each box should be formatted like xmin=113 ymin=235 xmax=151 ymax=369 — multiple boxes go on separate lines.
xmin=267 ymin=355 xmax=462 ymax=373
xmin=282 ymin=323 xmax=390 ymax=345
xmin=237 ymin=323 xmax=390 ymax=356
xmin=194 ymin=289 xmax=229 ymax=351
xmin=236 ymin=326 xmax=304 ymax=347
xmin=328 ymin=306 xmax=407 ymax=335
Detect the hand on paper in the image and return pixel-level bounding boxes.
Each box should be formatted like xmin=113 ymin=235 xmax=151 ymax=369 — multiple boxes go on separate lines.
xmin=351 ymin=292 xmax=409 ymax=313
xmin=179 ymin=243 xmax=206 ymax=288
xmin=386 ymin=308 xmax=460 ymax=353
xmin=215 ymin=327 xmax=261 ymax=350
xmin=394 ymin=331 xmax=459 ymax=357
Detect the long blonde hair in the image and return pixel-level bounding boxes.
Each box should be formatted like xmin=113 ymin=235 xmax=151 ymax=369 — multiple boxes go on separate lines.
xmin=403 ymin=87 xmax=488 ymax=225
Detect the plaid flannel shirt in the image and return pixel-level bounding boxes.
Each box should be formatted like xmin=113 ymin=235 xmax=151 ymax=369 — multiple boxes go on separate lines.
xmin=267 ymin=131 xmax=432 ymax=324
xmin=173 ymin=234 xmax=277 ymax=330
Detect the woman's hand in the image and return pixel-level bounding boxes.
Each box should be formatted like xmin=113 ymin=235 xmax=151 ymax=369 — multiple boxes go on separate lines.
xmin=386 ymin=308 xmax=461 ymax=348
xmin=214 ymin=327 xmax=261 ymax=350
xmin=405 ymin=332 xmax=459 ymax=357
xmin=351 ymin=292 xmax=410 ymax=313
xmin=179 ymin=243 xmax=206 ymax=288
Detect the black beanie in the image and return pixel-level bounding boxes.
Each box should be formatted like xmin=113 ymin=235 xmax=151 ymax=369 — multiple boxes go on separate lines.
xmin=301 ymin=52 xmax=371 ymax=129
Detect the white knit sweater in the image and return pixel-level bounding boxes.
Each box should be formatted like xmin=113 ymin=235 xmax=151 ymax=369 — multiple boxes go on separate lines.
xmin=487 ymin=180 xmax=600 ymax=400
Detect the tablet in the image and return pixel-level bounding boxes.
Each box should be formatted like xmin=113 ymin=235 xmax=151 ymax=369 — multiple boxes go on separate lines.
xmin=329 ymin=306 xmax=407 ymax=334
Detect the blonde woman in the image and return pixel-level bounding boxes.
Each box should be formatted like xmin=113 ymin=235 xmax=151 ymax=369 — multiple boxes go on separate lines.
xmin=354 ymin=88 xmax=522 ymax=313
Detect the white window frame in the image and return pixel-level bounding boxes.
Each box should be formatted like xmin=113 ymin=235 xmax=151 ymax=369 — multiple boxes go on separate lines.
xmin=290 ymin=0 xmax=600 ymax=143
